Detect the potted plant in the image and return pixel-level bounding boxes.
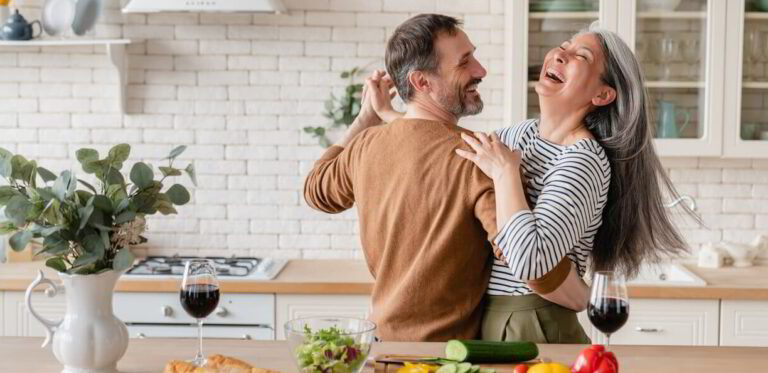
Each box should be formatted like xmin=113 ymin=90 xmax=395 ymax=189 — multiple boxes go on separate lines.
xmin=0 ymin=144 xmax=195 ymax=373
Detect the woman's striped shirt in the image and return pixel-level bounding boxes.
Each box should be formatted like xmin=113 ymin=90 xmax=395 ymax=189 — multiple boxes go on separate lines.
xmin=487 ymin=119 xmax=611 ymax=296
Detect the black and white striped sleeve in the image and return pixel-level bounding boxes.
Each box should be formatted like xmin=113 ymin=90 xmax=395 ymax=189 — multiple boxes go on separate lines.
xmin=493 ymin=148 xmax=609 ymax=280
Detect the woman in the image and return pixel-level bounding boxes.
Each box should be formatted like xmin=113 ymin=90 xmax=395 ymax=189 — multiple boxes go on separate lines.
xmin=453 ymin=26 xmax=693 ymax=343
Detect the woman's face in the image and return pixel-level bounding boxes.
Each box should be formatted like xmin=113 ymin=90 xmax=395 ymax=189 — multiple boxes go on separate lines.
xmin=535 ymin=33 xmax=614 ymax=110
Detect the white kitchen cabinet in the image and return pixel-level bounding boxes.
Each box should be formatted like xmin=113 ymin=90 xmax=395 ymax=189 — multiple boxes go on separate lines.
xmin=2 ymin=290 xmax=66 ymax=337
xmin=275 ymin=294 xmax=372 ymax=340
xmin=504 ymin=0 xmax=768 ymax=158
xmin=578 ymin=298 xmax=720 ymax=345
xmin=720 ymin=300 xmax=768 ymax=347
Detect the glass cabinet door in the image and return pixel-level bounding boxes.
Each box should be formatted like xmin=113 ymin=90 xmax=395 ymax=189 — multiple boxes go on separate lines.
xmin=631 ymin=0 xmax=725 ymax=156
xmin=723 ymin=0 xmax=768 ymax=157
xmin=526 ymin=0 xmax=601 ymax=118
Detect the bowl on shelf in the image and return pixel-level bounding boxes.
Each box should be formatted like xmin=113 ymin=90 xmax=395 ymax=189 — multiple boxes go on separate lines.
xmin=285 ymin=317 xmax=376 ymax=373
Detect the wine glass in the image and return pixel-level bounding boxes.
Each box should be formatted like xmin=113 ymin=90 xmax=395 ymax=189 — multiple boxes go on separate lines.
xmin=587 ymin=271 xmax=629 ymax=346
xmin=682 ymin=37 xmax=701 ymax=80
xmin=180 ymin=259 xmax=220 ymax=366
xmin=657 ymin=37 xmax=681 ymax=80
xmin=744 ymin=28 xmax=763 ymax=81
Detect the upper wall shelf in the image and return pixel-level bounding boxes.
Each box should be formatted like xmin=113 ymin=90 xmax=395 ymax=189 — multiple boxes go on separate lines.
xmin=745 ymin=12 xmax=768 ymax=19
xmin=529 ymin=12 xmax=599 ymax=19
xmin=0 ymin=39 xmax=131 ymax=113
xmin=637 ymin=11 xmax=706 ymax=19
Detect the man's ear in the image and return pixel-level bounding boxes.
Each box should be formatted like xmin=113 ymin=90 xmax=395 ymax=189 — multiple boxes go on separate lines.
xmin=592 ymin=85 xmax=616 ymax=107
xmin=407 ymin=70 xmax=431 ymax=95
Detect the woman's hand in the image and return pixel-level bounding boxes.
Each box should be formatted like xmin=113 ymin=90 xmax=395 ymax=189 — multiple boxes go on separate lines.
xmin=456 ymin=132 xmax=522 ymax=182
xmin=366 ymin=70 xmax=403 ymax=123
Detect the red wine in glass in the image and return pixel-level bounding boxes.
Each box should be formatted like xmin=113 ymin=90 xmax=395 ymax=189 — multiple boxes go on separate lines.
xmin=180 ymin=284 xmax=220 ymax=319
xmin=588 ymin=271 xmax=629 ymax=345
xmin=181 ymin=259 xmax=220 ymax=366
xmin=588 ymin=296 xmax=629 ymax=336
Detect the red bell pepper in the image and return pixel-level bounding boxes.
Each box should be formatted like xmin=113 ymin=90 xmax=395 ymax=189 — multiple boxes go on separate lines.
xmin=572 ymin=345 xmax=618 ymax=373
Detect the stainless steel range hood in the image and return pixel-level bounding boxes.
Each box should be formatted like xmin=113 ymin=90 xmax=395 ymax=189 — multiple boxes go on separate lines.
xmin=122 ymin=0 xmax=286 ymax=13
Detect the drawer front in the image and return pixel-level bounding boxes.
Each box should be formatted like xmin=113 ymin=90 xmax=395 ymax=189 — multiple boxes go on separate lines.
xmin=125 ymin=324 xmax=273 ymax=340
xmin=578 ymin=299 xmax=719 ymax=346
xmin=114 ymin=292 xmax=274 ymax=326
xmin=720 ymin=300 xmax=768 ymax=347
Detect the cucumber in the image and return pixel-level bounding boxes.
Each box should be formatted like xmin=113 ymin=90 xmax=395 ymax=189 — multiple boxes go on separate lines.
xmin=469 ymin=365 xmax=480 ymax=373
xmin=456 ymin=362 xmax=473 ymax=373
xmin=445 ymin=340 xmax=539 ymax=363
xmin=436 ymin=364 xmax=458 ymax=373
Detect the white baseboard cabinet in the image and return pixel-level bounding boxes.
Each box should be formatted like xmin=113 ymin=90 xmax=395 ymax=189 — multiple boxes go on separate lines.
xmin=275 ymin=294 xmax=372 ymax=340
xmin=720 ymin=300 xmax=768 ymax=347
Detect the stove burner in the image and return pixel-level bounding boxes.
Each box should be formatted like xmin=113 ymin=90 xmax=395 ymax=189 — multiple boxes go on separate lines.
xmin=126 ymin=255 xmax=263 ymax=277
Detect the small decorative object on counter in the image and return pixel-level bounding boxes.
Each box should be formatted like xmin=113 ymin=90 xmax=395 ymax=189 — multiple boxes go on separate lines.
xmin=572 ymin=344 xmax=619 ymax=373
xmin=0 ymin=144 xmax=195 ymax=373
xmin=697 ymin=242 xmax=728 ymax=268
xmin=0 ymin=9 xmax=42 ymax=40
xmin=717 ymin=234 xmax=767 ymax=267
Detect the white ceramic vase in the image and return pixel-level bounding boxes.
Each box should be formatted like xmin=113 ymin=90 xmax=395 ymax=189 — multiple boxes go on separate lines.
xmin=25 ymin=269 xmax=129 ymax=373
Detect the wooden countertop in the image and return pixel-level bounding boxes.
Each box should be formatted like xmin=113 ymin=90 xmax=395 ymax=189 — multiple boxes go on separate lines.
xmin=2 ymin=259 xmax=768 ymax=299
xmin=1 ymin=337 xmax=766 ymax=373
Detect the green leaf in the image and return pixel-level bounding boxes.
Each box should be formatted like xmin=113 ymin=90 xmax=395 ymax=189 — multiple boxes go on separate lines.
xmin=184 ymin=163 xmax=197 ymax=187
xmin=153 ymin=198 xmax=177 ymax=215
xmin=45 ymin=257 xmax=68 ymax=272
xmin=0 ymin=147 xmax=11 ymax=159
xmin=303 ymin=126 xmax=317 ymax=134
xmin=0 ymin=186 xmax=20 ymax=206
xmin=23 ymin=160 xmax=37 ymax=187
xmin=0 ymin=221 xmax=17 ymax=235
xmin=9 ymin=230 xmax=32 ymax=251
xmin=340 ymin=71 xmax=350 ymax=79
xmin=114 ymin=210 xmax=136 ymax=225
xmin=314 ymin=127 xmax=326 ymax=136
xmin=76 ymin=148 xmax=99 ymax=166
xmin=74 ymin=190 xmax=93 ymax=207
xmin=88 ymin=208 xmax=108 ymax=229
xmin=0 ymin=155 xmax=11 ymax=178
xmin=39 ymin=225 xmax=62 ymax=237
xmin=166 ymin=184 xmax=190 ymax=205
xmin=81 ymin=233 xmax=105 ymax=255
xmin=159 ymin=166 xmax=182 ymax=178
xmin=77 ymin=179 xmax=98 ymax=194
xmin=10 ymin=155 xmax=28 ymax=181
xmin=42 ymin=234 xmax=70 ymax=255
xmin=52 ymin=171 xmax=75 ymax=200
xmin=41 ymin=199 xmax=64 ymax=225
xmin=130 ymin=162 xmax=154 ymax=189
xmin=106 ymin=168 xmax=125 ymax=186
xmin=78 ymin=205 xmax=94 ymax=231
xmin=107 ymin=144 xmax=131 ymax=166
xmin=90 ymin=195 xmax=113 ymax=214
xmin=72 ymin=254 xmax=99 ymax=269
xmin=4 ymin=195 xmax=33 ymax=226
xmin=34 ymin=187 xmax=57 ymax=202
xmin=36 ymin=167 xmax=57 ymax=183
xmin=114 ymin=197 xmax=131 ymax=214
xmin=83 ymin=159 xmax=107 ymax=175
xmin=113 ymin=249 xmax=135 ymax=271
xmin=165 ymin=145 xmax=187 ymax=160
xmin=324 ymin=99 xmax=334 ymax=111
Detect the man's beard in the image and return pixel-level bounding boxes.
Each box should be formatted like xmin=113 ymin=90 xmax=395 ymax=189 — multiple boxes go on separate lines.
xmin=436 ymin=78 xmax=484 ymax=118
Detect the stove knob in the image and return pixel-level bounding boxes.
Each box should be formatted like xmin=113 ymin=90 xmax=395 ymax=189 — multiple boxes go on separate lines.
xmin=242 ymin=334 xmax=252 ymax=340
xmin=137 ymin=333 xmax=146 ymax=339
xmin=215 ymin=307 xmax=228 ymax=317
xmin=162 ymin=306 xmax=173 ymax=317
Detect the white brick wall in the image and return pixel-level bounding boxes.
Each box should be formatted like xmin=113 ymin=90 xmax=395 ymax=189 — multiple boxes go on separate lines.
xmin=1 ymin=0 xmax=764 ymax=260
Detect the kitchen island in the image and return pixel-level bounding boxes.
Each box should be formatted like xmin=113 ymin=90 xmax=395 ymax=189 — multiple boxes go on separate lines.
xmin=1 ymin=336 xmax=766 ymax=373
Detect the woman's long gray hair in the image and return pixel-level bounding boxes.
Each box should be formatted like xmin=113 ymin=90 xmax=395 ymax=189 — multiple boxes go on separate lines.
xmin=581 ymin=26 xmax=695 ymax=278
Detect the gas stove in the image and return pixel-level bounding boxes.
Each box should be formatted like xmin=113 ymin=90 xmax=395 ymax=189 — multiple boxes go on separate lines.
xmin=124 ymin=255 xmax=287 ymax=280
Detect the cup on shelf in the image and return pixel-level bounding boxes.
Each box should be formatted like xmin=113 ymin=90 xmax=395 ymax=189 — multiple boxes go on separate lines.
xmin=682 ymin=37 xmax=701 ymax=80
xmin=741 ymin=123 xmax=758 ymax=140
xmin=760 ymin=130 xmax=768 ymax=140
xmin=657 ymin=37 xmax=682 ymax=80
xmin=743 ymin=28 xmax=764 ymax=80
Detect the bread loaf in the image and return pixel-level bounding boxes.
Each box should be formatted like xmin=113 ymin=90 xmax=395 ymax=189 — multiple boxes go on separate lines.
xmin=164 ymin=354 xmax=281 ymax=373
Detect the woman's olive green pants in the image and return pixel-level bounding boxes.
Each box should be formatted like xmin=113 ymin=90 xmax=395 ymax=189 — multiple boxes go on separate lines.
xmin=480 ymin=294 xmax=591 ymax=344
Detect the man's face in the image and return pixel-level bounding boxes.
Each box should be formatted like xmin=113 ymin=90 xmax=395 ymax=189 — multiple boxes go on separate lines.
xmin=429 ymin=29 xmax=488 ymax=118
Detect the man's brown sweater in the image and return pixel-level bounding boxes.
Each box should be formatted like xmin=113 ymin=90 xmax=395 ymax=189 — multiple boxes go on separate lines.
xmin=303 ymin=118 xmax=499 ymax=341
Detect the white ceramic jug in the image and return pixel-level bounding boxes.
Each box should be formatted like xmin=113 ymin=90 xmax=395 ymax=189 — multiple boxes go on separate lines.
xmin=25 ymin=269 xmax=129 ymax=373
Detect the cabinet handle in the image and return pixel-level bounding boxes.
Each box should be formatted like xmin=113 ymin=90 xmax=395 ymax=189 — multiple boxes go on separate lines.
xmin=635 ymin=327 xmax=662 ymax=333
xmin=162 ymin=306 xmax=173 ymax=317
xmin=215 ymin=307 xmax=228 ymax=317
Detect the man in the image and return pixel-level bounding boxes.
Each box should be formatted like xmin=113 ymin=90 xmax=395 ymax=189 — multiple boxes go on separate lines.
xmin=303 ymin=14 xmax=576 ymax=341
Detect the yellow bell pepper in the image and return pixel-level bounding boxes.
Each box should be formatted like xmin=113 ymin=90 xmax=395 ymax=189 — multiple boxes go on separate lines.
xmin=526 ymin=362 xmax=571 ymax=373
xmin=396 ymin=362 xmax=440 ymax=373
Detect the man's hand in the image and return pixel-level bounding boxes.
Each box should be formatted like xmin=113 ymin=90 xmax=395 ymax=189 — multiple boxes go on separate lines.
xmin=367 ymin=70 xmax=403 ymax=123
xmin=337 ymin=70 xmax=390 ymax=147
